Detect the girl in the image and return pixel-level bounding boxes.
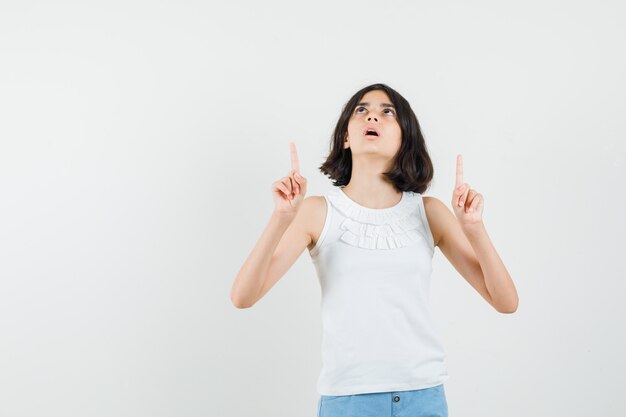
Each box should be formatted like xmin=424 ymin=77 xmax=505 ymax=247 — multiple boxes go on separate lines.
xmin=230 ymin=83 xmax=519 ymax=417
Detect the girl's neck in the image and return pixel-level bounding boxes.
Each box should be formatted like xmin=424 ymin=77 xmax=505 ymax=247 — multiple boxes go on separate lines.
xmin=342 ymin=179 xmax=402 ymax=210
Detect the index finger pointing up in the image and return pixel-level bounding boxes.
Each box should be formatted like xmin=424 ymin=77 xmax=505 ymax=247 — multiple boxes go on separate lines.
xmin=456 ymin=154 xmax=463 ymax=187
xmin=290 ymin=142 xmax=300 ymax=173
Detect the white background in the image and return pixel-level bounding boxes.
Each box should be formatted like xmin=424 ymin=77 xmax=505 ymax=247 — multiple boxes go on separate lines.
xmin=1 ymin=1 xmax=624 ymax=416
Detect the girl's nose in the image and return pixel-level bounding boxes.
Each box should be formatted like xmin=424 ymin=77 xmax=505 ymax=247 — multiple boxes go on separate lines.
xmin=367 ymin=116 xmax=378 ymax=121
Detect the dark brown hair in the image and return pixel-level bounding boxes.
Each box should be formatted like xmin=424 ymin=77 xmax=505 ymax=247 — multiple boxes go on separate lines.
xmin=319 ymin=83 xmax=434 ymax=194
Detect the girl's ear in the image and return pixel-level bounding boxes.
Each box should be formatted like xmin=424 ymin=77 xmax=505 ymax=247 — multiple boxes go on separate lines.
xmin=344 ymin=132 xmax=350 ymax=149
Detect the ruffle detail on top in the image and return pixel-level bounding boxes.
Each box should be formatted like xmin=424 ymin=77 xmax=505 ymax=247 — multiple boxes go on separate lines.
xmin=326 ymin=188 xmax=427 ymax=250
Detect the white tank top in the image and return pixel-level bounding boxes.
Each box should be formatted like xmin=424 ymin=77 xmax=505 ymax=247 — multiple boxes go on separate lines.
xmin=308 ymin=186 xmax=450 ymax=396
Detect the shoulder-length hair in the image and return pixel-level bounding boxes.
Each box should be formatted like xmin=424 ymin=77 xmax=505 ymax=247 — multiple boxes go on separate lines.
xmin=319 ymin=83 xmax=434 ymax=194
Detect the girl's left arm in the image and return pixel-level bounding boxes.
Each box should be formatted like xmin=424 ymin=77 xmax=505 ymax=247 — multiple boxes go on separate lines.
xmin=451 ymin=154 xmax=519 ymax=313
xmin=460 ymin=221 xmax=519 ymax=313
xmin=426 ymin=195 xmax=519 ymax=314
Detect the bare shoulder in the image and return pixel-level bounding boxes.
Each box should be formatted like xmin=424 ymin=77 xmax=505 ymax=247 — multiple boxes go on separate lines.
xmin=297 ymin=195 xmax=327 ymax=251
xmin=422 ymin=195 xmax=454 ymax=248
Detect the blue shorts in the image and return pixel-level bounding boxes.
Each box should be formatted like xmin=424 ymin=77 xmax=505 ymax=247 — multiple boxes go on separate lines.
xmin=317 ymin=384 xmax=448 ymax=417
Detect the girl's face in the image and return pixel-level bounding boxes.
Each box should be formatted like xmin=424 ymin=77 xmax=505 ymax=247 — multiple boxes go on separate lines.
xmin=344 ymin=89 xmax=402 ymax=161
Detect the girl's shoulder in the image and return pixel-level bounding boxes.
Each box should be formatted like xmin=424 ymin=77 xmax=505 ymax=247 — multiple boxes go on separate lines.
xmin=421 ymin=195 xmax=449 ymax=248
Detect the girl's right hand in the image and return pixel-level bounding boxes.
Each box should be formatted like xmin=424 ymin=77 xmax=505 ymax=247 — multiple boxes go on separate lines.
xmin=271 ymin=142 xmax=307 ymax=216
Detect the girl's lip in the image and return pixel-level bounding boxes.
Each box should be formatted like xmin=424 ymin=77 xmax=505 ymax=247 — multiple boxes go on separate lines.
xmin=363 ymin=127 xmax=380 ymax=136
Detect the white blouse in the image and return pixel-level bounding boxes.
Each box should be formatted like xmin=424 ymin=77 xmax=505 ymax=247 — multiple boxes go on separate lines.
xmin=309 ymin=186 xmax=449 ymax=396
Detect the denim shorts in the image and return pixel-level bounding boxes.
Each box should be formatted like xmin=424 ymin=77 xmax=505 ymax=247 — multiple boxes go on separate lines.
xmin=317 ymin=383 xmax=448 ymax=417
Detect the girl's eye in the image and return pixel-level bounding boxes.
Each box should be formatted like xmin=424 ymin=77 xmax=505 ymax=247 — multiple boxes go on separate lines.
xmin=355 ymin=107 xmax=395 ymax=115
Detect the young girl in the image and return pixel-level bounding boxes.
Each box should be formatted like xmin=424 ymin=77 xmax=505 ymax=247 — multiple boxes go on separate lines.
xmin=230 ymin=83 xmax=519 ymax=417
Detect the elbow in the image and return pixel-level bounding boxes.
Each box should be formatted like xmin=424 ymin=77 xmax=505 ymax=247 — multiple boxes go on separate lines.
xmin=231 ymin=297 xmax=246 ymax=309
xmin=232 ymin=299 xmax=254 ymax=309
xmin=496 ymin=299 xmax=519 ymax=314
xmin=498 ymin=307 xmax=517 ymax=314
xmin=232 ymin=301 xmax=252 ymax=309
xmin=230 ymin=291 xmax=255 ymax=309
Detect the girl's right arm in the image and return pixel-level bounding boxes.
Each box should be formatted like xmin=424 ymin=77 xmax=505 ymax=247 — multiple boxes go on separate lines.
xmin=230 ymin=142 xmax=310 ymax=308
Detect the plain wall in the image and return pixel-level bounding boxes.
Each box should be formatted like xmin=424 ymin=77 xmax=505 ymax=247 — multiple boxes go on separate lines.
xmin=1 ymin=0 xmax=624 ymax=416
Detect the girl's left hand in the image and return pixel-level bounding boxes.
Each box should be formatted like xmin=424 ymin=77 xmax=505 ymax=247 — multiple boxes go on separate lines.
xmin=452 ymin=154 xmax=484 ymax=227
